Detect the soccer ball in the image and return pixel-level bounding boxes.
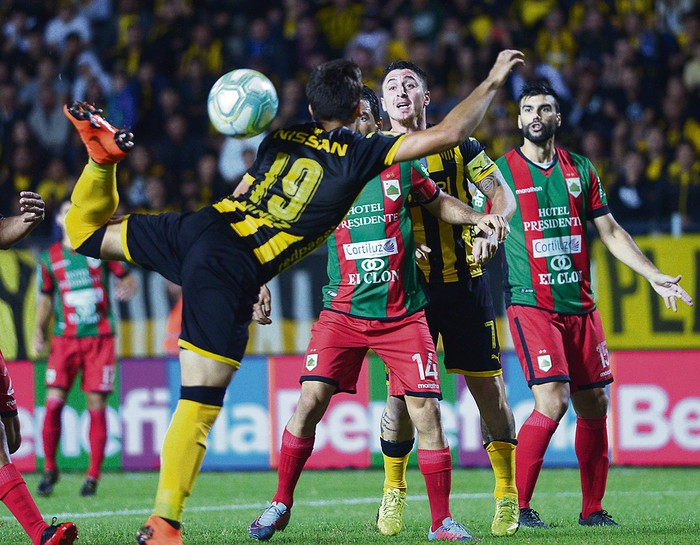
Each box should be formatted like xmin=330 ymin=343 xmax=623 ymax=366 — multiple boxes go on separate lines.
xmin=207 ymin=69 xmax=279 ymax=138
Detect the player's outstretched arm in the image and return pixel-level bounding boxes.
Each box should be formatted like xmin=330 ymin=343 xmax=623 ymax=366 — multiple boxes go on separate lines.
xmin=593 ymin=213 xmax=694 ymax=312
xmin=392 ymin=50 xmax=524 ymax=163
xmin=0 ymin=192 xmax=44 ymax=249
xmin=423 ymin=192 xmax=509 ymax=241
xmin=252 ymin=284 xmax=272 ymax=325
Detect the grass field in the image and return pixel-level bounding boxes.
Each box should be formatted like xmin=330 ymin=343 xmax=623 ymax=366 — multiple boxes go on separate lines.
xmin=1 ymin=467 xmax=698 ymax=544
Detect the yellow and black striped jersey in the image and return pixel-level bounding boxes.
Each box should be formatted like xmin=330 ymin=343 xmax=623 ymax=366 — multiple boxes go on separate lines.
xmin=213 ymin=122 xmax=404 ymax=282
xmin=409 ymin=137 xmax=497 ymax=283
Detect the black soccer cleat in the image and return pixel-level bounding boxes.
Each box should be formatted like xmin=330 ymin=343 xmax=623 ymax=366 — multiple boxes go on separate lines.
xmin=80 ymin=477 xmax=98 ymax=497
xmin=518 ymin=507 xmax=549 ymax=529
xmin=37 ymin=469 xmax=59 ymax=497
xmin=579 ymin=510 xmax=619 ymax=526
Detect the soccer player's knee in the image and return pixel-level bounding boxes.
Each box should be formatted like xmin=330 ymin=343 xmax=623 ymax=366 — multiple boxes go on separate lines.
xmin=65 ymin=205 xmax=101 ymax=253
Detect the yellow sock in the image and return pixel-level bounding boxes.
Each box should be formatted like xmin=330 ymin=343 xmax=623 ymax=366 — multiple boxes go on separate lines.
xmin=486 ymin=441 xmax=517 ymax=499
xmin=153 ymin=400 xmax=221 ymax=521
xmin=383 ymin=453 xmax=410 ymax=492
xmin=65 ymin=159 xmax=119 ymax=249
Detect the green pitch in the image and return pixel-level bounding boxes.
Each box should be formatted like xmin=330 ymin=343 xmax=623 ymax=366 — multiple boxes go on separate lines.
xmin=2 ymin=467 xmax=698 ymax=544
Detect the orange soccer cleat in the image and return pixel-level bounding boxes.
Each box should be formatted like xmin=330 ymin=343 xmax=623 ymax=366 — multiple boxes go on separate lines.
xmin=40 ymin=519 xmax=78 ymax=545
xmin=64 ymin=101 xmax=134 ymax=165
xmin=136 ymin=515 xmax=184 ymax=545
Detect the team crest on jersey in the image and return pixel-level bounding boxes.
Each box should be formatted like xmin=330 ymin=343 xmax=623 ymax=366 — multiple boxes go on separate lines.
xmin=566 ymin=176 xmax=582 ymax=198
xmin=305 ymin=353 xmax=318 ymax=371
xmin=537 ymin=354 xmax=552 ymax=372
xmin=383 ymin=179 xmax=400 ymax=202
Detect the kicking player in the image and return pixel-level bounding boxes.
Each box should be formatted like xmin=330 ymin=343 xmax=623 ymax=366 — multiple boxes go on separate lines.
xmin=376 ymin=60 xmax=520 ymax=538
xmin=248 ymin=86 xmax=505 ymax=543
xmin=34 ymin=200 xmax=137 ymax=498
xmin=0 ymin=192 xmax=78 ymax=545
xmin=62 ymin=51 xmax=523 ymax=544
xmin=496 ymin=82 xmax=692 ymax=528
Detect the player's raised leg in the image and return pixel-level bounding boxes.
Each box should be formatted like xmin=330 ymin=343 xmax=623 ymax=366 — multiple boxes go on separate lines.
xmin=63 ymin=101 xmax=132 ymax=260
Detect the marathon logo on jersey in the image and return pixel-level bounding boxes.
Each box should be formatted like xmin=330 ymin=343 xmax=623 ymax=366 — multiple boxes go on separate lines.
xmin=566 ymin=176 xmax=582 ymax=198
xmin=342 ymin=238 xmax=398 ymax=260
xmin=382 ymin=179 xmax=401 ymax=202
xmin=305 ymin=353 xmax=318 ymax=371
xmin=516 ymin=186 xmax=543 ymax=195
xmin=532 ymin=235 xmax=582 ymax=258
xmin=537 ymin=354 xmax=552 ymax=372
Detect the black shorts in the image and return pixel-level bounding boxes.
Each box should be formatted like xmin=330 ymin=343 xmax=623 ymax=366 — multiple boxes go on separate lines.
xmin=424 ymin=274 xmax=502 ymax=376
xmin=124 ymin=207 xmax=260 ymax=366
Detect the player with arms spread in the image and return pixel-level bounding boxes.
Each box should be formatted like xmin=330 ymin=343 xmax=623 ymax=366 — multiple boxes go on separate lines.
xmin=61 ymin=50 xmax=523 ymax=544
xmin=376 ymin=60 xmax=520 ymax=538
xmin=494 ymin=82 xmax=693 ymax=529
xmin=248 ymin=87 xmax=506 ymax=543
xmin=34 ymin=200 xmax=137 ymax=498
xmin=0 ymin=192 xmax=78 ymax=545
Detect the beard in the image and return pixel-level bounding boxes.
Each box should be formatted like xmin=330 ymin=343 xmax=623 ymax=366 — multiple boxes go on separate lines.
xmin=523 ymin=121 xmax=556 ymax=143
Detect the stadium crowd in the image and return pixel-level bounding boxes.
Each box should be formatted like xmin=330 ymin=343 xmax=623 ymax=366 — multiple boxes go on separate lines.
xmin=0 ymin=0 xmax=699 ymax=243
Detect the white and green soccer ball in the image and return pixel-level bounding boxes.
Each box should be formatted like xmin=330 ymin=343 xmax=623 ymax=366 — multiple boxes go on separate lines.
xmin=207 ymin=69 xmax=279 ymax=138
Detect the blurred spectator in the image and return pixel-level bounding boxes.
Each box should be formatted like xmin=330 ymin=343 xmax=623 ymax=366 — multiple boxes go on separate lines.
xmin=345 ymin=8 xmax=390 ymax=67
xmin=665 ymin=140 xmax=700 ymax=230
xmin=35 ymin=157 xmax=73 ymax=222
xmin=535 ymin=7 xmax=577 ymax=71
xmin=315 ymin=0 xmax=364 ymax=55
xmin=399 ymin=0 xmax=444 ymax=42
xmin=72 ymin=50 xmax=112 ymax=101
xmin=218 ymin=132 xmax=266 ymax=184
xmin=154 ymin=113 xmax=203 ymax=182
xmin=17 ymin=56 xmax=70 ymax=108
xmin=180 ymin=23 xmax=223 ymax=77
xmin=27 ymin=84 xmax=70 ymax=157
xmin=580 ymin=130 xmax=612 ymax=191
xmin=385 ymin=15 xmax=414 ymax=62
xmin=640 ymin=125 xmax=670 ymax=183
xmin=107 ymin=68 xmax=138 ymax=130
xmin=607 ymin=151 xmax=663 ymax=232
xmin=0 ymin=146 xmax=39 ymax=214
xmin=43 ymin=2 xmax=91 ymax=51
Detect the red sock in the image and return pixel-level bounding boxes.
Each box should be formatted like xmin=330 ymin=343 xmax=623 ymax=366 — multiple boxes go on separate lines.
xmin=42 ymin=397 xmax=64 ymax=472
xmin=0 ymin=464 xmax=48 ymax=545
xmin=88 ymin=408 xmax=107 ymax=480
xmin=418 ymin=447 xmax=452 ymax=531
xmin=272 ymin=429 xmax=314 ymax=508
xmin=575 ymin=416 xmax=609 ymax=518
xmin=516 ymin=410 xmax=558 ymax=509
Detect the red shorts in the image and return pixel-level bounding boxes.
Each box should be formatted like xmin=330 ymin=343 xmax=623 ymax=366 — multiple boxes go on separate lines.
xmin=46 ymin=336 xmax=116 ymax=393
xmin=0 ymin=350 xmax=17 ymax=417
xmin=301 ymin=310 xmax=441 ymax=398
xmin=507 ymin=305 xmax=613 ymax=392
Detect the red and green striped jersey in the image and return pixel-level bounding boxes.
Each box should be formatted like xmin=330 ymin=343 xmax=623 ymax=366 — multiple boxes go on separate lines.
xmin=323 ymin=160 xmax=439 ymax=319
xmin=495 ymin=147 xmax=609 ymax=313
xmin=410 ymin=137 xmax=498 ymax=283
xmin=38 ymin=243 xmax=128 ymax=337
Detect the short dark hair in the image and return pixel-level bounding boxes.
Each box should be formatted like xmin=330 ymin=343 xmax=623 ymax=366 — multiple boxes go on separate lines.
xmin=361 ymin=86 xmax=380 ymax=123
xmin=381 ymin=60 xmax=429 ymax=90
xmin=306 ymin=59 xmax=363 ymax=123
xmin=518 ymin=82 xmax=560 ymax=112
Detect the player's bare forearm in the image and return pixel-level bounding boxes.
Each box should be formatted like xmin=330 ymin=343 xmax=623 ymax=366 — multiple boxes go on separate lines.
xmin=594 ymin=214 xmax=661 ymax=279
xmin=424 ymin=192 xmax=483 ymax=225
xmin=33 ymin=293 xmax=54 ymax=356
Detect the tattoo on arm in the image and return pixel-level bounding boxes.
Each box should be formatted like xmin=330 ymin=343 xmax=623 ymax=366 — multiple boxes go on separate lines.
xmin=475 ymin=174 xmax=500 ymax=197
